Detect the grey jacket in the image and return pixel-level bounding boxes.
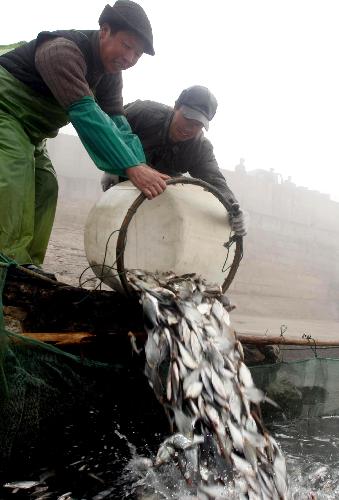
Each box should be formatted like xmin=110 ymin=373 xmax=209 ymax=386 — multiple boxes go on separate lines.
xmin=124 ymin=100 xmax=238 ymax=205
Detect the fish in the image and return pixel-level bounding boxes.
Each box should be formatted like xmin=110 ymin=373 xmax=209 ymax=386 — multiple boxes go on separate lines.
xmin=142 ymin=292 xmax=161 ymax=327
xmin=183 ymin=368 xmax=201 ymax=394
xmin=185 ymin=381 xmax=203 ymax=400
xmin=190 ymin=330 xmax=202 ymax=363
xmin=210 ymin=367 xmax=228 ymax=401
xmin=128 ymin=270 xmax=288 ymax=499
xmin=144 ymin=333 xmax=161 ymax=368
xmin=226 ymin=418 xmax=244 ymax=453
xmin=4 ymin=481 xmax=40 ymax=489
xmin=177 ymin=340 xmax=199 ymax=370
xmin=239 ymin=361 xmax=254 ymax=388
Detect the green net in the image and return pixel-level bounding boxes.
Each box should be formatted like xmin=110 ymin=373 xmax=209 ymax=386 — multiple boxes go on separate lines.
xmin=251 ymin=357 xmax=339 ymax=420
xmin=0 ymin=258 xmax=109 ymax=462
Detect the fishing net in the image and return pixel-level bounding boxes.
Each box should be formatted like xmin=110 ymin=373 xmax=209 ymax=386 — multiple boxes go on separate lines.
xmin=251 ymin=357 xmax=339 ymax=420
xmin=0 ymin=258 xmax=110 ymax=463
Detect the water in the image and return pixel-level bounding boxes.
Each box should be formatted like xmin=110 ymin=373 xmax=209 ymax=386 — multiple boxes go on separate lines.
xmin=124 ymin=418 xmax=339 ymax=499
xmin=1 ymin=354 xmax=339 ymax=499
xmin=275 ymin=418 xmax=339 ymax=499
xmin=0 ymin=345 xmax=169 ymax=499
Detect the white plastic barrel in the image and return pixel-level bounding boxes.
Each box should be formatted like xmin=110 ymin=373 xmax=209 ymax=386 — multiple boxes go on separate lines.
xmin=84 ymin=180 xmax=235 ymax=292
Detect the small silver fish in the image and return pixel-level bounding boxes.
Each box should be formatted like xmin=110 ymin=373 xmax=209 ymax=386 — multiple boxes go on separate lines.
xmin=154 ymin=443 xmax=175 ymax=466
xmin=231 ymin=452 xmax=255 ymax=477
xmin=197 ymin=302 xmax=211 ymax=315
xmin=166 ymin=364 xmax=172 ymax=401
xmin=145 ymin=334 xmax=161 ymax=368
xmin=4 ymin=481 xmax=40 ymax=490
xmin=244 ymin=387 xmax=265 ymax=404
xmin=181 ymin=318 xmax=192 ymax=344
xmin=142 ymin=293 xmax=161 ymax=327
xmin=190 ymin=330 xmax=202 ymax=362
xmin=227 ymin=418 xmax=244 ymax=453
xmin=239 ymin=362 xmax=254 ymax=388
xmin=177 ymin=340 xmax=199 ymax=370
xmin=183 ymin=368 xmax=201 ymax=393
xmin=210 ymin=367 xmax=228 ymax=401
xmin=185 ymin=381 xmax=203 ymax=400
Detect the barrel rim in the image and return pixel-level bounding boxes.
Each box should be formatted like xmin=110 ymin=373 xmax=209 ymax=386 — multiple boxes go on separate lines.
xmin=116 ymin=177 xmax=243 ymax=295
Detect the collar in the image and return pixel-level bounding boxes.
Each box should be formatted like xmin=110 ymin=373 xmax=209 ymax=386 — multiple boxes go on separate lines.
xmin=164 ymin=109 xmax=175 ymax=145
xmin=90 ymin=31 xmax=106 ymax=78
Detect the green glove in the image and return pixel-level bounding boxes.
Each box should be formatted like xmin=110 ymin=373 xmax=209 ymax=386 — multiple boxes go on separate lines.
xmin=68 ymin=96 xmax=146 ymax=176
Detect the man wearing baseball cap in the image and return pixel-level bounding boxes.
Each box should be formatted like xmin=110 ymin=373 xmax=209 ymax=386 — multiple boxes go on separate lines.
xmin=175 ymin=85 xmax=218 ymax=131
xmin=0 ymin=1 xmax=169 ymax=278
xmin=102 ymin=85 xmax=248 ymax=236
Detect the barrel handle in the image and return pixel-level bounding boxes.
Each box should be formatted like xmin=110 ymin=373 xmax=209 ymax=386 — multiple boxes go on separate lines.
xmin=116 ymin=177 xmax=243 ymax=296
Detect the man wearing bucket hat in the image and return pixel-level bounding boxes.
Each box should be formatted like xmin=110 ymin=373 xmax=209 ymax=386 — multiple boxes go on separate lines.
xmin=0 ymin=1 xmax=168 ymax=278
xmin=101 ymin=85 xmax=248 ymax=237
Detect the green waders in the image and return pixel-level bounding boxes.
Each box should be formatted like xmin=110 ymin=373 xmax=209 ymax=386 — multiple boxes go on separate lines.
xmin=0 ymin=66 xmax=68 ymax=266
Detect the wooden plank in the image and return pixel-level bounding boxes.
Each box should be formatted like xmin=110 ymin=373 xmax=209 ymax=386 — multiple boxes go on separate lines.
xmin=20 ymin=332 xmax=94 ymax=345
xmin=236 ymin=332 xmax=339 ymax=347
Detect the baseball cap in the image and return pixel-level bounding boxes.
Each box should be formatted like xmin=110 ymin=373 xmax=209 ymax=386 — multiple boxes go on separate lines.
xmin=176 ymin=85 xmax=218 ymax=130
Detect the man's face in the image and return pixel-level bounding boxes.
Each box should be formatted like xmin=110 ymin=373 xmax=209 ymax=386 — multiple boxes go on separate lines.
xmin=169 ymin=108 xmax=204 ymax=143
xmin=99 ymin=25 xmax=144 ymax=73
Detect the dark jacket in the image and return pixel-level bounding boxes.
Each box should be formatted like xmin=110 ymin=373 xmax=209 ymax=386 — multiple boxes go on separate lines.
xmin=124 ymin=100 xmax=237 ymax=204
xmin=0 ymin=30 xmax=123 ymax=115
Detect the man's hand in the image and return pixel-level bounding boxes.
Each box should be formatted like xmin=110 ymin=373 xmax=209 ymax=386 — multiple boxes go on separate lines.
xmin=229 ymin=208 xmax=248 ymax=237
xmin=126 ymin=164 xmax=170 ymax=199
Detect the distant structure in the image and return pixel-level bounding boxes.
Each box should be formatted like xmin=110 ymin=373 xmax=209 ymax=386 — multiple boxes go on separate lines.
xmin=47 ymin=133 xmax=339 ymax=321
xmin=283 ymin=175 xmax=296 ymax=187
xmin=248 ymin=167 xmax=280 ymax=184
xmin=234 ymin=161 xmax=284 ymax=185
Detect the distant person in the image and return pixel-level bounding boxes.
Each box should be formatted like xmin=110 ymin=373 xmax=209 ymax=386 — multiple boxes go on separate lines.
xmin=101 ymin=86 xmax=247 ymax=237
xmin=235 ymin=158 xmax=246 ymax=174
xmin=0 ymin=0 xmax=169 ymax=278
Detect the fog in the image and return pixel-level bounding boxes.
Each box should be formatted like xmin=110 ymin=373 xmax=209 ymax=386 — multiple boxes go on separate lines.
xmin=2 ymin=0 xmax=339 ymax=200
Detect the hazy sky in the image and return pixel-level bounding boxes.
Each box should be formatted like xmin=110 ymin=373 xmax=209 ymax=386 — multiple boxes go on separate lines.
xmin=2 ymin=1 xmax=339 ymax=201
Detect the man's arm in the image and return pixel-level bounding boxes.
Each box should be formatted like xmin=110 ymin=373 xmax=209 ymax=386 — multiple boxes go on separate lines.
xmin=188 ymin=138 xmax=248 ymax=236
xmin=67 ymin=97 xmax=168 ymax=199
xmin=187 ymin=138 xmax=238 ymax=206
